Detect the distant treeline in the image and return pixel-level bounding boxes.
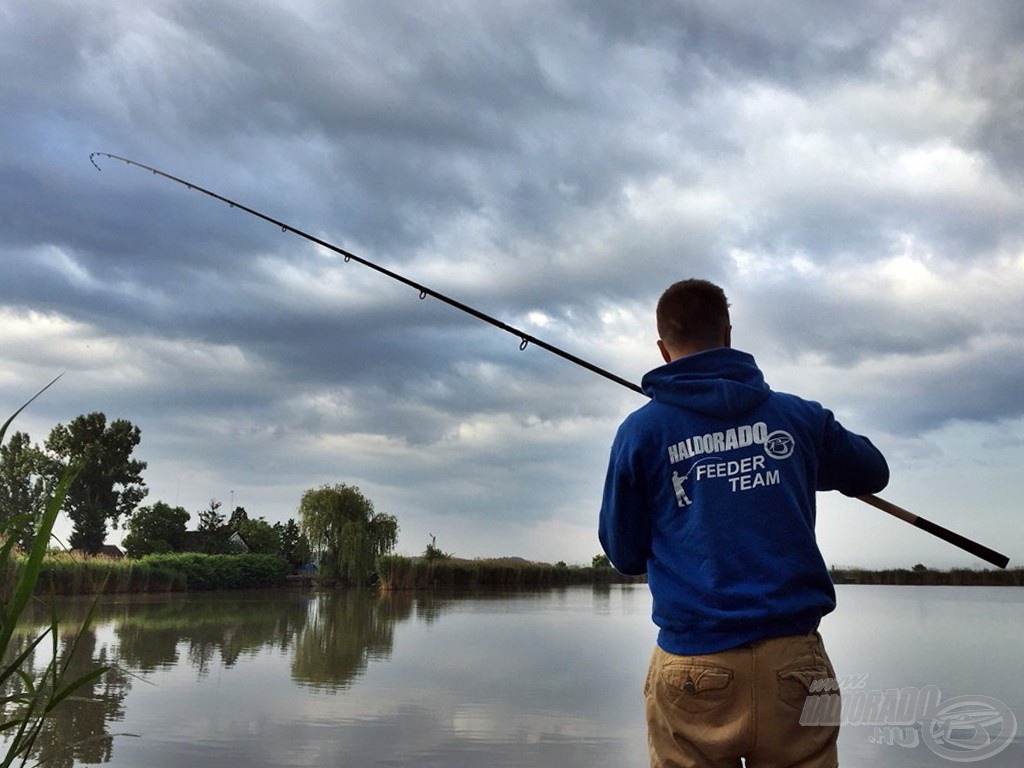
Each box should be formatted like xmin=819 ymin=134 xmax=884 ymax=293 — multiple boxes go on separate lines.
xmin=377 ymin=556 xmax=645 ymax=590
xmin=829 ymin=566 xmax=1024 ymax=587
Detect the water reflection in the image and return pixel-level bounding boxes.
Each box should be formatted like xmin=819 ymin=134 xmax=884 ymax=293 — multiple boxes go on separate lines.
xmin=6 ymin=587 xmax=652 ymax=767
xmin=110 ymin=593 xmax=312 ymax=677
xmin=6 ymin=590 xmax=386 ymax=763
xmin=2 ymin=615 xmax=129 ymax=768
xmin=292 ymin=590 xmax=408 ymax=690
xmin=9 ymin=586 xmax=1024 ymax=768
xmin=34 ymin=628 xmax=129 ymax=768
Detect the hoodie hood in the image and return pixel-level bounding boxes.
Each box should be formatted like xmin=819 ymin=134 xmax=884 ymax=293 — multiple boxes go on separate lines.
xmin=641 ymin=347 xmax=770 ymax=419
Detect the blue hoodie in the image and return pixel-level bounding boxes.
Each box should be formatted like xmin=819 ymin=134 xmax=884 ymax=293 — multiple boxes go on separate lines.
xmin=599 ymin=347 xmax=888 ymax=655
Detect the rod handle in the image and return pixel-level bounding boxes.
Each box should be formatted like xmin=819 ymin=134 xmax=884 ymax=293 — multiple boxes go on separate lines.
xmin=858 ymin=494 xmax=1010 ymax=569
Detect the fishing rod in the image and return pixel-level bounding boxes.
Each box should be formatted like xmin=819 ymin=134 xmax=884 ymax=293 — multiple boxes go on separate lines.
xmin=89 ymin=152 xmax=1010 ymax=570
xmin=89 ymin=153 xmax=642 ymax=396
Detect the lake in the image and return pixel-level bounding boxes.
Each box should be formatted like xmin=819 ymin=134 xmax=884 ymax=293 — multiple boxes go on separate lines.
xmin=6 ymin=584 xmax=1022 ymax=767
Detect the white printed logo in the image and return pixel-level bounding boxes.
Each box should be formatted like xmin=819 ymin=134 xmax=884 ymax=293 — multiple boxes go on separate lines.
xmin=763 ymin=430 xmax=795 ymax=459
xmin=666 ymin=424 xmax=797 ymax=507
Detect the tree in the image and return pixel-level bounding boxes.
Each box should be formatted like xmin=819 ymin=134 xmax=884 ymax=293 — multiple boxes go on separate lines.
xmin=275 ymin=518 xmax=312 ymax=571
xmin=44 ymin=412 xmax=147 ymax=553
xmin=298 ymin=484 xmax=398 ymax=586
xmin=122 ymin=501 xmax=190 ymax=558
xmin=0 ymin=431 xmax=48 ymax=549
xmin=228 ymin=506 xmax=248 ymax=528
xmin=236 ymin=517 xmax=280 ymax=555
xmin=423 ymin=534 xmax=451 ymax=561
xmin=198 ymin=499 xmax=225 ymax=532
xmin=193 ymin=499 xmax=231 ymax=554
xmin=592 ymin=553 xmax=611 ymax=569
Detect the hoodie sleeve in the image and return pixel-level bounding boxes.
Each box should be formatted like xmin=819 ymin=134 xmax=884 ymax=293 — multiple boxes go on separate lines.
xmin=816 ymin=410 xmax=890 ymax=496
xmin=598 ymin=427 xmax=651 ymax=576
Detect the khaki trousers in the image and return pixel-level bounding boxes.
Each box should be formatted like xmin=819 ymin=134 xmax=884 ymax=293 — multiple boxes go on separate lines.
xmin=644 ymin=632 xmax=840 ymax=768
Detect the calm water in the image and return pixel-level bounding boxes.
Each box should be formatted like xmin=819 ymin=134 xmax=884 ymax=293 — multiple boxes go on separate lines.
xmin=6 ymin=585 xmax=1022 ymax=767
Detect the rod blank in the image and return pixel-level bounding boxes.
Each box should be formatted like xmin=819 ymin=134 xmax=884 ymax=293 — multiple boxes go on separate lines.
xmin=90 ymin=153 xmax=642 ymax=395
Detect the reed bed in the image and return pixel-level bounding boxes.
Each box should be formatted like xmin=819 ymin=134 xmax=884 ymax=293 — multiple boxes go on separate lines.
xmin=8 ymin=551 xmax=290 ymax=595
xmin=376 ymin=556 xmax=645 ymax=591
xmin=829 ymin=566 xmax=1024 ymax=586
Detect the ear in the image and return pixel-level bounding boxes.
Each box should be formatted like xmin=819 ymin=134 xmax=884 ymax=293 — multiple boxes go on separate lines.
xmin=657 ymin=339 xmax=672 ymax=363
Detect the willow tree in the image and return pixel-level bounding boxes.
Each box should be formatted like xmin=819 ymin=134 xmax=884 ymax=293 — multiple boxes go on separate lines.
xmin=298 ymin=484 xmax=398 ymax=586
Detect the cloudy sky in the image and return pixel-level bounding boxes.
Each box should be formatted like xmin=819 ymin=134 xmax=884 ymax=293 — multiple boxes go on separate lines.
xmin=2 ymin=0 xmax=1021 ymax=569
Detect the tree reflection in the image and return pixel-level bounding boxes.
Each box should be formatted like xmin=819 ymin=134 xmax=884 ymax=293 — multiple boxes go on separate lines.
xmin=1 ymin=603 xmax=130 ymax=768
xmin=6 ymin=589 xmax=474 ymax=764
xmin=113 ymin=592 xmax=314 ymax=678
xmin=33 ymin=627 xmax=129 ymax=768
xmin=291 ymin=590 xmax=412 ymax=689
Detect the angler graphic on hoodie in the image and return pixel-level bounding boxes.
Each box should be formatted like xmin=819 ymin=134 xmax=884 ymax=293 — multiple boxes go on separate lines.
xmin=599 ymin=347 xmax=889 ymax=656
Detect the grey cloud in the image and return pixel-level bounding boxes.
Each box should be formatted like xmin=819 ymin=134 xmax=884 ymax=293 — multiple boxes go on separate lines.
xmin=569 ymin=0 xmax=905 ymax=85
xmin=4 ymin=0 xmax=1024 ymax=567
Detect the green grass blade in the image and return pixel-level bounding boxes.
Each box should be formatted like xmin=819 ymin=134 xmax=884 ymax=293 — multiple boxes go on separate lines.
xmin=44 ymin=666 xmax=111 ymax=713
xmin=0 ymin=632 xmax=49 ymax=689
xmin=0 ymin=374 xmax=63 ymax=446
xmin=0 ymin=465 xmax=78 ymax=652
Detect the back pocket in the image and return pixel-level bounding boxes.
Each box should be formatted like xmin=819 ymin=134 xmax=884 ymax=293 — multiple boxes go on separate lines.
xmin=656 ymin=660 xmax=734 ymax=713
xmin=777 ymin=661 xmax=835 ymax=713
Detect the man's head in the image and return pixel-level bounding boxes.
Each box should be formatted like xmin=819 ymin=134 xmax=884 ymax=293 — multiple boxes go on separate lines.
xmin=656 ymin=279 xmax=731 ymax=362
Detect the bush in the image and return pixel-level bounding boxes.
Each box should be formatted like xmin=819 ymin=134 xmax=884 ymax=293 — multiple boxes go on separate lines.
xmin=140 ymin=553 xmax=289 ymax=591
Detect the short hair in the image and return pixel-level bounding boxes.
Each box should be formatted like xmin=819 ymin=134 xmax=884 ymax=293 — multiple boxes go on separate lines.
xmin=656 ymin=279 xmax=731 ymax=350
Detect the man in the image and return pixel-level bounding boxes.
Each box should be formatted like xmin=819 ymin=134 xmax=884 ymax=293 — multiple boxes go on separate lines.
xmin=599 ymin=279 xmax=889 ymax=767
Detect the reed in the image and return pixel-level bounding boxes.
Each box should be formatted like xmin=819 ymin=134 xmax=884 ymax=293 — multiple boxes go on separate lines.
xmin=1 ymin=378 xmax=109 ymax=766
xmin=13 ymin=552 xmax=288 ymax=595
xmin=29 ymin=552 xmax=186 ymax=595
xmin=376 ymin=556 xmax=644 ymax=591
xmin=829 ymin=566 xmax=1024 ymax=586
